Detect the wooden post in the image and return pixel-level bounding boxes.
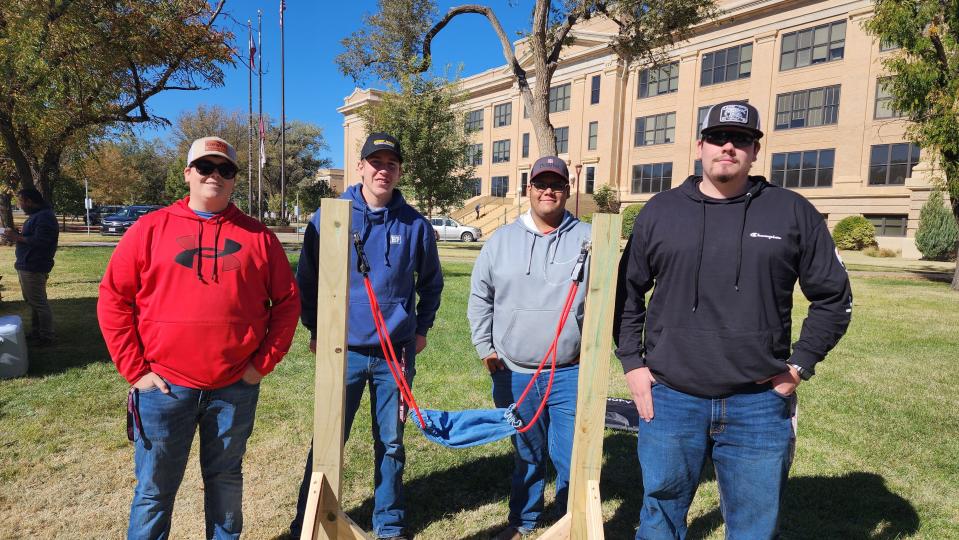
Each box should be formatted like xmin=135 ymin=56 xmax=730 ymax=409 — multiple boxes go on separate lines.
xmin=301 ymin=198 xmax=370 ymax=540
xmin=541 ymin=212 xmax=623 ymax=540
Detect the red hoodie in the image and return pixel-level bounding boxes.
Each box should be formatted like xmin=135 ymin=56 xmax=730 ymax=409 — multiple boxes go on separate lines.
xmin=98 ymin=198 xmax=300 ymax=389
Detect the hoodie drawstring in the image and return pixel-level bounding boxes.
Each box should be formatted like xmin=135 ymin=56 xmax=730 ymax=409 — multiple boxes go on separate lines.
xmin=692 ymin=199 xmax=706 ymax=312
xmin=212 ymin=219 xmax=222 ymax=283
xmin=734 ymin=192 xmax=753 ymax=291
xmin=195 ymin=220 xmax=204 ymax=282
xmin=384 ymin=208 xmax=393 ymax=267
xmin=525 ymin=233 xmax=536 ymax=275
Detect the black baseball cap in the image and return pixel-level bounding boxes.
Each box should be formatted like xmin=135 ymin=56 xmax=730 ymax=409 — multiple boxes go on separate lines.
xmin=361 ymin=132 xmax=403 ymax=162
xmin=700 ymin=100 xmax=764 ymax=139
xmin=530 ymin=156 xmax=569 ymax=182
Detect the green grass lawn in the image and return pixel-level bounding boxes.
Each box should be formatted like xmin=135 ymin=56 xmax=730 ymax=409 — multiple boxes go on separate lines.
xmin=0 ymin=246 xmax=957 ymax=539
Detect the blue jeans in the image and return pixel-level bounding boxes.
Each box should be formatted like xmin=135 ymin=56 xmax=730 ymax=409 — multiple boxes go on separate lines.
xmin=292 ymin=343 xmax=415 ymax=539
xmin=128 ymin=378 xmax=260 ymax=540
xmin=491 ymin=364 xmax=579 ymax=533
xmin=635 ymin=383 xmax=796 ymax=540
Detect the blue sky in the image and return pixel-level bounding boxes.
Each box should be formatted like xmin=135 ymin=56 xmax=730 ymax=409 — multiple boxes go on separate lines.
xmin=140 ymin=1 xmax=532 ymax=168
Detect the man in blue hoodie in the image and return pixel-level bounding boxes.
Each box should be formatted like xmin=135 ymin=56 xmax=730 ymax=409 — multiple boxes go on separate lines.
xmin=291 ymin=132 xmax=443 ymax=540
xmin=615 ymin=101 xmax=852 ymax=539
xmin=4 ymin=188 xmax=59 ymax=345
xmin=468 ymin=156 xmax=591 ymax=540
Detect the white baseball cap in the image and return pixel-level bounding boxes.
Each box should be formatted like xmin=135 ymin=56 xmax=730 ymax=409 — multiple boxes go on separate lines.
xmin=187 ymin=136 xmax=239 ymax=167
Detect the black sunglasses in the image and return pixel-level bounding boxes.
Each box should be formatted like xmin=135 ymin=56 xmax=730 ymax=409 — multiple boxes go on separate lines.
xmin=191 ymin=159 xmax=238 ymax=180
xmin=703 ymin=131 xmax=756 ymax=149
xmin=530 ymin=179 xmax=570 ymax=192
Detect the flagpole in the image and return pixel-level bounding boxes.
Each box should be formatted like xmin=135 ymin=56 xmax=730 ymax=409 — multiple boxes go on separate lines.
xmin=247 ymin=19 xmax=254 ymax=215
xmin=279 ymin=0 xmax=287 ymax=224
xmin=257 ymin=10 xmax=264 ymax=222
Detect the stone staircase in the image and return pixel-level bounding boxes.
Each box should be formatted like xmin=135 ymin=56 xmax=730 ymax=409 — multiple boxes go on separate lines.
xmin=448 ymin=194 xmax=601 ymax=239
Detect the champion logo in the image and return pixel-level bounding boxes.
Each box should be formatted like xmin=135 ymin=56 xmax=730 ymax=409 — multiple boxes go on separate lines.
xmin=174 ymin=236 xmax=243 ymax=271
xmin=750 ymin=232 xmax=782 ymax=240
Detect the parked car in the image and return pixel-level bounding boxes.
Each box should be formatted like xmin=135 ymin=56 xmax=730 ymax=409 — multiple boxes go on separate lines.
xmin=100 ymin=205 xmax=162 ymax=235
xmin=429 ymin=216 xmax=482 ymax=242
xmin=89 ymin=205 xmax=125 ymax=225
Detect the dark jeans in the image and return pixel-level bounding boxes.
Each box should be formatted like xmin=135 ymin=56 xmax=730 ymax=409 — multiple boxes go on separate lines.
xmin=128 ymin=379 xmax=261 ymax=540
xmin=291 ymin=342 xmax=415 ymax=539
xmin=17 ymin=270 xmax=53 ymax=339
xmin=635 ymin=383 xmax=796 ymax=540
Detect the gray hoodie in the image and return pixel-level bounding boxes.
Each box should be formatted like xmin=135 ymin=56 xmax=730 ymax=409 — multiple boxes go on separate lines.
xmin=468 ymin=210 xmax=591 ymax=373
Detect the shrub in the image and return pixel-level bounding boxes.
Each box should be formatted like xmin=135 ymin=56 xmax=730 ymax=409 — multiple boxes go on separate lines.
xmin=832 ymin=216 xmax=876 ymax=250
xmin=915 ymin=190 xmax=959 ymax=261
xmin=591 ymin=185 xmax=619 ymax=214
xmin=863 ymin=246 xmax=898 ymax=258
xmin=579 ymin=213 xmax=593 ymax=224
xmin=621 ymin=203 xmax=645 ymax=238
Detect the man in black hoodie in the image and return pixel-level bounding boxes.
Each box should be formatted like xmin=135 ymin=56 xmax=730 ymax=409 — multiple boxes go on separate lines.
xmin=4 ymin=188 xmax=59 ymax=345
xmin=614 ymin=101 xmax=852 ymax=539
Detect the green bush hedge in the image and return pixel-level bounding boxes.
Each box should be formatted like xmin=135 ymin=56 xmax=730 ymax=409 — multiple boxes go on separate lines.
xmin=915 ymin=190 xmax=959 ymax=261
xmin=621 ymin=203 xmax=644 ymax=238
xmin=832 ymin=216 xmax=876 ymax=250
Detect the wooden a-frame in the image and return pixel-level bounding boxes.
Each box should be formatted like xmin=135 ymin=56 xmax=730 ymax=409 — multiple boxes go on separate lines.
xmin=539 ymin=213 xmax=623 ymax=540
xmin=301 ymin=199 xmax=370 ymax=540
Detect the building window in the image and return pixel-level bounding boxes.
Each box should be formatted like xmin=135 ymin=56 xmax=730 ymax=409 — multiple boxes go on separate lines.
xmin=491 ymin=176 xmax=510 ymax=197
xmin=522 ymin=133 xmax=530 ymax=158
xmin=865 ymin=214 xmax=907 ymax=237
xmin=694 ymin=159 xmax=703 ymax=176
xmin=879 ymin=39 xmax=900 ymax=52
xmin=521 ymin=172 xmax=528 ymax=196
xmin=780 ymin=20 xmax=846 ymax=71
xmin=467 ymin=143 xmax=483 ymax=166
xmin=555 ymin=127 xmax=569 ymax=154
xmin=639 ymin=62 xmax=680 ymax=97
xmin=470 ymin=178 xmax=482 ymax=197
xmin=696 ymin=105 xmax=711 ymax=136
xmin=869 ymin=143 xmax=921 ymax=185
xmin=701 ymin=44 xmax=752 ymax=86
xmin=770 ymin=149 xmax=835 ymax=188
xmin=587 ymin=122 xmax=598 ymax=151
xmin=585 ymin=166 xmax=595 ymax=194
xmin=631 ymin=162 xmax=673 ymax=194
xmin=523 ymin=104 xmax=529 ymax=118
xmin=549 ymin=83 xmax=571 ymax=113
xmin=634 ymin=112 xmax=676 ymax=146
xmin=774 ymin=85 xmax=841 ymax=130
xmin=465 ymin=109 xmax=483 ymax=132
xmin=492 ymin=139 xmax=511 ymax=163
xmin=590 ymin=75 xmax=601 ymax=104
xmin=874 ymin=78 xmax=902 ymax=119
xmin=494 ymin=102 xmax=512 ymax=127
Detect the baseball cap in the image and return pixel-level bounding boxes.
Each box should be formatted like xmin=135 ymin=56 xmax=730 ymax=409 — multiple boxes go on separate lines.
xmin=700 ymin=101 xmax=764 ymax=139
xmin=530 ymin=156 xmax=569 ymax=182
xmin=361 ymin=132 xmax=403 ymax=162
xmin=187 ymin=136 xmax=239 ymax=167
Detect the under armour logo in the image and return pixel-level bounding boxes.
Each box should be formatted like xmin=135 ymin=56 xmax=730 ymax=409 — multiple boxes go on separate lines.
xmin=174 ymin=236 xmax=242 ymax=271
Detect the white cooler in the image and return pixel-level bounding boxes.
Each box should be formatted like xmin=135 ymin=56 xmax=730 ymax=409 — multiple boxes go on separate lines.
xmin=0 ymin=314 xmax=28 ymax=379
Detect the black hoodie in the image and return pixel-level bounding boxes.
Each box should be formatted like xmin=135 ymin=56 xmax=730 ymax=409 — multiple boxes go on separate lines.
xmin=614 ymin=175 xmax=852 ymax=398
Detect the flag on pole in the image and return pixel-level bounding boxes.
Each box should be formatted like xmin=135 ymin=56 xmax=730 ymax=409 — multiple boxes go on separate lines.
xmin=248 ymin=24 xmax=256 ymax=69
xmin=279 ymin=0 xmax=286 ymax=27
xmin=259 ymin=117 xmax=266 ymax=167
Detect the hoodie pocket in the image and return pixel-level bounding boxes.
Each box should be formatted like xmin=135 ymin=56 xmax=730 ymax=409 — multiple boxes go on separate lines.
xmin=500 ymin=309 xmax=580 ymax=367
xmin=349 ymin=301 xmax=411 ymax=345
xmin=648 ymin=327 xmax=784 ymax=396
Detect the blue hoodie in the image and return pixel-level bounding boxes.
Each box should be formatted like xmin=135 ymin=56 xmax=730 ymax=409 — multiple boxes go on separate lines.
xmin=297 ymin=184 xmax=443 ymax=347
xmin=15 ymin=205 xmax=59 ymax=273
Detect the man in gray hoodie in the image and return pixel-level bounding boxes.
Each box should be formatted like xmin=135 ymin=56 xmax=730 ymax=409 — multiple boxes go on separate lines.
xmin=468 ymin=156 xmax=591 ymax=540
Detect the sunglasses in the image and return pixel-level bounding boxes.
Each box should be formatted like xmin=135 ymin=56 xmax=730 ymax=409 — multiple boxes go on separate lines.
xmin=703 ymin=131 xmax=756 ymax=149
xmin=191 ymin=159 xmax=238 ymax=180
xmin=530 ymin=179 xmax=570 ymax=192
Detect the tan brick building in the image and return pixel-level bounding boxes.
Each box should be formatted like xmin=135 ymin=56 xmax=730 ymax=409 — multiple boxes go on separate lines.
xmin=339 ymin=0 xmax=938 ymax=257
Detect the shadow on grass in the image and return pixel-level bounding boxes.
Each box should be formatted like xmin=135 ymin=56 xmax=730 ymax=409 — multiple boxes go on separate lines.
xmin=2 ymin=296 xmax=111 ymax=376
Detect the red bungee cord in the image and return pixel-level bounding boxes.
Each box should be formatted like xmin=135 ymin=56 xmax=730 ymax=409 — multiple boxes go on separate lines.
xmin=353 ymin=232 xmax=588 ymax=433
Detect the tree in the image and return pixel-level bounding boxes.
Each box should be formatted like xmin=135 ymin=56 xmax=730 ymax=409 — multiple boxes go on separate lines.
xmin=359 ymin=73 xmax=475 ymax=217
xmin=338 ymin=0 xmax=716 ymax=156
xmin=73 ymin=137 xmax=170 ymax=206
xmin=864 ymin=0 xmax=959 ymax=288
xmin=51 ymin=175 xmax=86 ymax=228
xmin=915 ymin=189 xmax=958 ymax=261
xmin=0 ymin=0 xmax=233 ymax=227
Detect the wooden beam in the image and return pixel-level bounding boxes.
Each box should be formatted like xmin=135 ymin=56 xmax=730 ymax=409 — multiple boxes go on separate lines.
xmin=301 ymin=198 xmax=370 ymax=540
xmin=542 ymin=213 xmax=622 ymax=540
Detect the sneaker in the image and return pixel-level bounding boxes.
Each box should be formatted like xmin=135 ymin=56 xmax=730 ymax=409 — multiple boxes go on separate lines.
xmin=492 ymin=527 xmax=524 ymax=540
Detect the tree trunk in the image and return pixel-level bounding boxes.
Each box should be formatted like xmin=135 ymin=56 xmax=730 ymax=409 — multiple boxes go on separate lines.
xmin=0 ymin=193 xmax=13 ymax=230
xmin=952 ymin=198 xmax=958 ymax=291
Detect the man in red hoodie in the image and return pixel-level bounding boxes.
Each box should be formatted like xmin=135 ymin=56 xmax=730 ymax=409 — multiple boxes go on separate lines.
xmin=98 ymin=136 xmax=300 ymax=539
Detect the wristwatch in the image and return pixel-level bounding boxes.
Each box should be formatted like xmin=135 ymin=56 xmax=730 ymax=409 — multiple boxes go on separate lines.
xmin=787 ymin=363 xmax=812 ymax=381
